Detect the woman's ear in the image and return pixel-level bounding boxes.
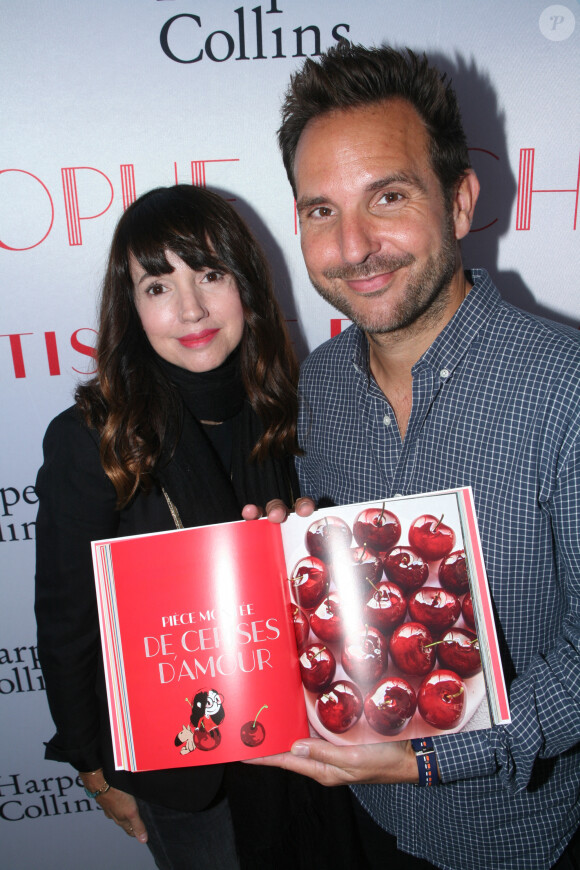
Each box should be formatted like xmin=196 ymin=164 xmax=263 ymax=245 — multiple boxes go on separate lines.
xmin=453 ymin=169 xmax=480 ymax=241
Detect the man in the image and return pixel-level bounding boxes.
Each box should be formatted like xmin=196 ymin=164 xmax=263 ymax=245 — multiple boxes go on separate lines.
xmin=249 ymin=44 xmax=580 ymax=869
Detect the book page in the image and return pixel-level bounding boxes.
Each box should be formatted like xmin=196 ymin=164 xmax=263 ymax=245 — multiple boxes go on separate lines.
xmin=280 ymin=488 xmax=509 ymax=746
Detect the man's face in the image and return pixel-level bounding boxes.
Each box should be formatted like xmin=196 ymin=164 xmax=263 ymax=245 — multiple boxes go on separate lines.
xmin=294 ymin=99 xmax=462 ymax=335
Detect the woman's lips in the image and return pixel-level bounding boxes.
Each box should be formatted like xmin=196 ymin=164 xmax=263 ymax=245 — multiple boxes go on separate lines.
xmin=345 ymin=271 xmax=395 ymax=294
xmin=177 ymin=329 xmax=220 ymax=347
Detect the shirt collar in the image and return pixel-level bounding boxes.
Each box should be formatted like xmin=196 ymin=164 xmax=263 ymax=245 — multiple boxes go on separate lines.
xmin=349 ymin=268 xmax=501 ymax=382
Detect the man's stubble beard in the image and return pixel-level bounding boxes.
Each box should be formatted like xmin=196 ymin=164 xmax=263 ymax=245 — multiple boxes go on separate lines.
xmin=308 ymin=214 xmax=458 ymax=337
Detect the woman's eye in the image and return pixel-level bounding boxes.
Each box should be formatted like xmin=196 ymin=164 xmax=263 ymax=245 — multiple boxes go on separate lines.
xmin=145 ymin=282 xmax=167 ymax=296
xmin=202 ymin=270 xmax=225 ymax=283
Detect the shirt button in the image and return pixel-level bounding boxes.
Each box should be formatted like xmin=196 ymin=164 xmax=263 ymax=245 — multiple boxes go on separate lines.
xmin=440 ymin=368 xmax=450 ymax=379
xmin=383 ymin=415 xmax=392 ymax=426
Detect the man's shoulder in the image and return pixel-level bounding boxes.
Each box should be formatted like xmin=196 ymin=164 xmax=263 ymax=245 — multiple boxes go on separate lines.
xmin=301 ymin=324 xmax=362 ymax=377
xmin=494 ymin=299 xmax=580 ymax=361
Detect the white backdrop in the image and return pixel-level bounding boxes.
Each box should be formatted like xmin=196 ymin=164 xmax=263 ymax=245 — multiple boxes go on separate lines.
xmin=1 ymin=2 xmax=578 ymax=867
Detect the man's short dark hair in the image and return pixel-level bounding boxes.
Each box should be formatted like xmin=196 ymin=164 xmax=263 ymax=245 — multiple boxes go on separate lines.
xmin=278 ymin=43 xmax=470 ymax=202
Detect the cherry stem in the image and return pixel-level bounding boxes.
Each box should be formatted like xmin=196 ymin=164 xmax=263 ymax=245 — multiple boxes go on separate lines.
xmin=314 ymin=647 xmax=327 ymax=659
xmin=379 ymin=502 xmax=386 ymax=525
xmin=434 ymin=514 xmax=444 ymax=532
xmin=252 ymin=705 xmax=268 ymax=729
xmin=443 ymin=687 xmax=464 ymax=702
xmin=367 ymin=576 xmax=381 ymax=593
xmin=358 ymin=543 xmax=368 ymax=563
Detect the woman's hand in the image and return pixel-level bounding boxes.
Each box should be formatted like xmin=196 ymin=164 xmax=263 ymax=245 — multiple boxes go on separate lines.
xmin=97 ymin=787 xmax=148 ymax=842
xmin=241 ymin=497 xmax=316 ymax=522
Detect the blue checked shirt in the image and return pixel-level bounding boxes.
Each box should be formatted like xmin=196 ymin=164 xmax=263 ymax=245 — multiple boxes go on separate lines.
xmin=296 ymin=270 xmax=580 ymax=870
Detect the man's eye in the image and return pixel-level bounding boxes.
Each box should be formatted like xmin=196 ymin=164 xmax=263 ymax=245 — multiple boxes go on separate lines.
xmin=378 ymin=192 xmax=404 ymax=204
xmin=311 ymin=206 xmax=333 ymax=218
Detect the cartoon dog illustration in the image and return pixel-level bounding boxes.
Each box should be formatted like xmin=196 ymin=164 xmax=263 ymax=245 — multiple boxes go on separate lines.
xmin=175 ymin=689 xmax=225 ymax=754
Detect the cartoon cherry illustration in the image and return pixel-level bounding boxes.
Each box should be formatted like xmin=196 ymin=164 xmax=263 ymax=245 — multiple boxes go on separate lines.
xmin=193 ymin=722 xmax=222 ymax=751
xmin=240 ymin=705 xmax=268 ymax=747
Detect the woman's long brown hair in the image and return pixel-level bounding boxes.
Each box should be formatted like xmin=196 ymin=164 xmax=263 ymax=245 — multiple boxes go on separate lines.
xmin=76 ymin=185 xmax=300 ymax=508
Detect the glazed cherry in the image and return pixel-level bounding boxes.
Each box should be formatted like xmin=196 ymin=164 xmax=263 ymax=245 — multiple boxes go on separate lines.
xmin=240 ymin=705 xmax=268 ymax=747
xmin=383 ymin=547 xmax=428 ymax=592
xmin=290 ymin=604 xmax=310 ymax=652
xmin=438 ymin=550 xmax=469 ymax=594
xmin=364 ymin=677 xmax=417 ymax=735
xmin=353 ymin=505 xmax=401 ymax=554
xmin=461 ymin=592 xmax=475 ymax=629
xmin=310 ymin=592 xmax=344 ymax=643
xmin=290 ymin=556 xmax=328 ymax=610
xmin=363 ymin=580 xmax=408 ymax=633
xmin=341 ymin=625 xmax=388 ymax=686
xmin=408 ymin=515 xmax=455 ymax=562
xmin=417 ymin=669 xmax=465 ymax=730
xmin=408 ymin=586 xmax=461 ymax=633
xmin=299 ymin=643 xmax=336 ymax=692
xmin=389 ymin=622 xmax=436 ymax=676
xmin=316 ymin=680 xmax=363 ymax=734
xmin=436 ymin=628 xmax=481 ymax=677
xmin=305 ymin=516 xmax=352 ymax=562
xmin=345 ymin=545 xmax=384 ymax=591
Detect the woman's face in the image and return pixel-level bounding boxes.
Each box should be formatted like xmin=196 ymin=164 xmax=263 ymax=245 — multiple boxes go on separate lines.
xmin=131 ymin=250 xmax=245 ymax=373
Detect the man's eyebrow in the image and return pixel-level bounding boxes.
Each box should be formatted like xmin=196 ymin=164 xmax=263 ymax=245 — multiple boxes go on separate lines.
xmin=296 ymin=172 xmax=429 ymax=212
xmin=366 ymin=172 xmax=428 ymax=193
xmin=296 ymin=195 xmax=329 ymax=212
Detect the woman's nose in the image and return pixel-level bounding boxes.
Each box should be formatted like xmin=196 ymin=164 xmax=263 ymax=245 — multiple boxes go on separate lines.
xmin=178 ymin=286 xmax=208 ymax=322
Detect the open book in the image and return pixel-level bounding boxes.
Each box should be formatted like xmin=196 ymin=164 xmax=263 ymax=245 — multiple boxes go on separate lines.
xmin=92 ymin=487 xmax=510 ymax=772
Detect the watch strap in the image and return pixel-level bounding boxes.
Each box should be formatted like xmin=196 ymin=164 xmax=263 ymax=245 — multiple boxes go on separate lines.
xmin=411 ymin=737 xmax=440 ymax=786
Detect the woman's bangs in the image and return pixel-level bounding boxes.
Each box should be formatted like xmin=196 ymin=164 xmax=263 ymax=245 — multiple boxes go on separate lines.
xmin=125 ymin=197 xmax=219 ymax=276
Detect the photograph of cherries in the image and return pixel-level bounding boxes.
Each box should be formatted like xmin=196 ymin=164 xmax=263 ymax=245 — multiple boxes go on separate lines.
xmin=286 ymin=491 xmax=491 ymax=745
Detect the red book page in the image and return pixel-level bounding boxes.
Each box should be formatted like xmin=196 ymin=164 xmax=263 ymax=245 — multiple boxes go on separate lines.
xmin=97 ymin=519 xmax=308 ymax=771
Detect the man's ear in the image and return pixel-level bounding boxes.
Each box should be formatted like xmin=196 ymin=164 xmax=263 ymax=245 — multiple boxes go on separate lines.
xmin=453 ymin=169 xmax=480 ymax=241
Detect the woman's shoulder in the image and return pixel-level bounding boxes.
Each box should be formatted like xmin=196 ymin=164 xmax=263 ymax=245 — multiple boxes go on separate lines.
xmin=43 ymin=404 xmax=99 ymax=449
xmin=38 ymin=403 xmax=106 ymax=494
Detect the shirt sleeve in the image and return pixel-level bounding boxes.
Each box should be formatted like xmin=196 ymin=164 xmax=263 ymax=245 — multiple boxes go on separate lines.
xmin=435 ymin=431 xmax=580 ymax=790
xmin=34 ymin=408 xmax=120 ymax=772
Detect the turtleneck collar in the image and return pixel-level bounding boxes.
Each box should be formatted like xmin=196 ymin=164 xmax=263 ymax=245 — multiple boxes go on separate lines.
xmin=156 ymin=344 xmax=245 ymax=422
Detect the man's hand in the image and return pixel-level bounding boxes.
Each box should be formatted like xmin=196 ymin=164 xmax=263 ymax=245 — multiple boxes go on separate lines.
xmin=241 ymin=497 xmax=316 ymax=523
xmin=246 ymin=736 xmax=419 ymax=787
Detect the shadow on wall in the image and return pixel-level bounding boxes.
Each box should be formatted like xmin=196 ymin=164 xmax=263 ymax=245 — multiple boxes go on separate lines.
xmin=425 ymin=50 xmax=578 ymax=330
xmin=210 ymin=187 xmax=309 ymax=361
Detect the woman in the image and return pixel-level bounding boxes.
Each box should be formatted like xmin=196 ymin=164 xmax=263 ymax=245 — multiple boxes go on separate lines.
xmin=35 ymin=185 xmax=361 ymax=869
